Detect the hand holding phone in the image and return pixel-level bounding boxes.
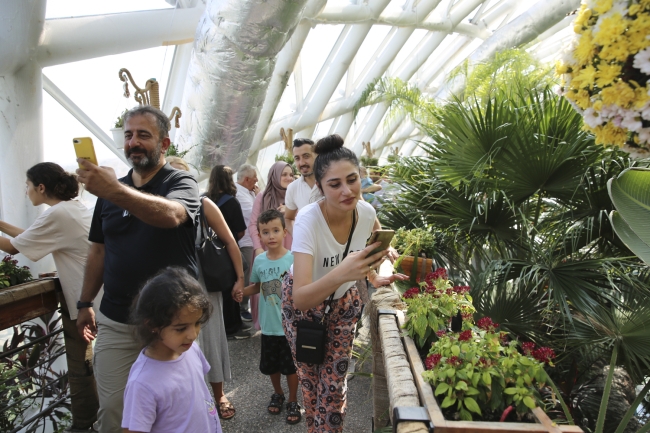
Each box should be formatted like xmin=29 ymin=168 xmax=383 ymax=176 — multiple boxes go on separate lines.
xmin=366 ymin=229 xmax=395 ymax=257
xmin=73 ymin=137 xmax=98 ymax=169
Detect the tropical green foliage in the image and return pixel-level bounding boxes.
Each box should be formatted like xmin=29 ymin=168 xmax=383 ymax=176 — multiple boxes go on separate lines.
xmin=608 ymin=168 xmax=650 ymax=265
xmin=360 ymin=48 xmax=650 ymax=429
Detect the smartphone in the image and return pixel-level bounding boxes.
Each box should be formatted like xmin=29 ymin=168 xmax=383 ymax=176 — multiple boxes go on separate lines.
xmin=366 ymin=229 xmax=395 ymax=257
xmin=73 ymin=137 xmax=98 ymax=169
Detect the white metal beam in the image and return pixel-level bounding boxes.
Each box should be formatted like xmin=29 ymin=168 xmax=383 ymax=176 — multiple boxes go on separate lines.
xmin=37 ymin=7 xmax=203 ymax=67
xmin=259 ymin=0 xmax=442 ymax=150
xmin=42 ymin=74 xmax=129 ymax=164
xmin=254 ymin=0 xmax=395 ymax=152
xmin=350 ymin=0 xmax=486 ymax=154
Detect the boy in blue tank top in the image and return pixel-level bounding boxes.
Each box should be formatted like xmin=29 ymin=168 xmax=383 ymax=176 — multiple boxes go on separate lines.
xmin=234 ymin=209 xmax=300 ymax=425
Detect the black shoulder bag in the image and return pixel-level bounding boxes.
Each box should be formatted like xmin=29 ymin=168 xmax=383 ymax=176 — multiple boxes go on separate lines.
xmin=196 ymin=197 xmax=237 ymax=292
xmin=294 ymin=210 xmax=356 ymax=364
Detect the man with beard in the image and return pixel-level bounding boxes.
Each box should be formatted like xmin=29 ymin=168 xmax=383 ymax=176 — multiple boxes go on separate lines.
xmin=75 ymin=106 xmax=200 ymax=433
xmin=284 ymin=138 xmax=321 ymax=235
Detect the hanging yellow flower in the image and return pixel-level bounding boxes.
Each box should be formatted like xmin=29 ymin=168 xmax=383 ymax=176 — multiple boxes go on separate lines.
xmin=558 ymin=0 xmax=650 ymax=150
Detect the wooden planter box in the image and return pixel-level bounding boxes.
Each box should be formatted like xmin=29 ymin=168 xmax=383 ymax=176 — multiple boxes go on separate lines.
xmin=395 ymin=312 xmax=583 ymax=433
xmin=0 ymin=278 xmax=61 ymax=330
xmin=399 ymin=255 xmax=433 ymax=279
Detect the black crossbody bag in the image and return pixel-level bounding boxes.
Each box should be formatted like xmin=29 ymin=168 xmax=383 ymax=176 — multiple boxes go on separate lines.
xmin=295 ymin=210 xmax=356 ymax=364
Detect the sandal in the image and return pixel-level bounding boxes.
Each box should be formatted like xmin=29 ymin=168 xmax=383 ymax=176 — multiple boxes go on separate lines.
xmin=286 ymin=401 xmax=302 ymax=425
xmin=217 ymin=400 xmax=236 ymax=420
xmin=268 ymin=393 xmax=285 ymax=415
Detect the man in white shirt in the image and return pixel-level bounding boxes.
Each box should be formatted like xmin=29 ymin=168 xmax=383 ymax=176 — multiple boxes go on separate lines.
xmin=285 ymin=138 xmax=321 ymax=235
xmin=235 ymin=164 xmax=258 ymax=321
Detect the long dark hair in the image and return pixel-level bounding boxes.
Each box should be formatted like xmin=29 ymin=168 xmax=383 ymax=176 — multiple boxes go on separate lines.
xmin=313 ymin=134 xmax=359 ymax=188
xmin=26 ymin=162 xmax=79 ymax=201
xmin=130 ymin=267 xmax=212 ymax=348
xmin=206 ymin=165 xmax=237 ymax=202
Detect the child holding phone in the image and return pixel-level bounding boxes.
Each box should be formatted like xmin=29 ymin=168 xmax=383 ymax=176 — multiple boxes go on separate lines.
xmin=122 ymin=267 xmax=222 ymax=433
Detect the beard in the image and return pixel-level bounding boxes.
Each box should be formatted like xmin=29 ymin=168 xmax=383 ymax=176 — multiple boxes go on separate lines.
xmin=126 ymin=141 xmax=162 ymax=173
xmin=299 ymin=165 xmax=313 ymax=176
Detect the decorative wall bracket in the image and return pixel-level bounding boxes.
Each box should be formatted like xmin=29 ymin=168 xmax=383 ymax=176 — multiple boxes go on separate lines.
xmin=118 ymin=68 xmax=181 ymax=130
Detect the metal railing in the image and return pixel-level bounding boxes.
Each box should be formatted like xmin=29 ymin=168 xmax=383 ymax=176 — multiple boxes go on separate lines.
xmin=0 ymin=278 xmax=70 ymax=433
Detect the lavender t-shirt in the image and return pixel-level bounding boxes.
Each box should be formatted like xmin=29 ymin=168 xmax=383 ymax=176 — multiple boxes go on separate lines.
xmin=122 ymin=343 xmax=222 ymax=433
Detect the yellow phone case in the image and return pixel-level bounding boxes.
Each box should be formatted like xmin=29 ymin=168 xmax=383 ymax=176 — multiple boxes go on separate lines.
xmin=73 ymin=137 xmax=98 ymax=169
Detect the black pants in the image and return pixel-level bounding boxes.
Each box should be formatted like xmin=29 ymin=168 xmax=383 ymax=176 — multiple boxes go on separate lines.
xmin=223 ymin=288 xmax=243 ymax=334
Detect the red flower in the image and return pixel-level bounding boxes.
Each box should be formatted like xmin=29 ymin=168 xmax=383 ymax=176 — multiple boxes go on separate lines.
xmin=478 ymin=357 xmax=489 ymax=367
xmin=425 ymin=268 xmax=448 ymax=287
xmin=521 ymin=342 xmax=536 ymax=355
xmin=402 ymin=287 xmax=420 ymax=299
xmin=453 ymin=285 xmax=471 ymax=294
xmin=532 ymin=347 xmax=555 ymax=364
xmin=436 ymin=330 xmax=447 ymax=338
xmin=477 ymin=317 xmax=499 ymax=331
xmin=447 ymin=356 xmax=462 ymax=367
xmin=425 ymin=285 xmax=437 ymax=294
xmin=458 ymin=330 xmax=472 ymax=341
xmin=425 ymin=354 xmax=442 ymax=369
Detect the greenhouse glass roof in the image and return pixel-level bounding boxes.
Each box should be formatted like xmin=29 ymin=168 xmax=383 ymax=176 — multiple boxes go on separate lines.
xmin=15 ymin=0 xmax=579 ymax=177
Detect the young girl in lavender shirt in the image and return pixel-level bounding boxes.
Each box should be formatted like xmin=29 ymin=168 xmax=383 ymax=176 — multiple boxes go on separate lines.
xmin=122 ymin=267 xmax=222 ymax=433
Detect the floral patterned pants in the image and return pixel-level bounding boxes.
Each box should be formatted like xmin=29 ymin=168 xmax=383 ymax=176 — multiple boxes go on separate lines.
xmin=282 ymin=272 xmax=362 ymax=433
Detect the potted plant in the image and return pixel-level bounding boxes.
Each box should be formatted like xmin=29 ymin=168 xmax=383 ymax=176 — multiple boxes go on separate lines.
xmin=391 ymin=227 xmax=435 ymax=279
xmin=110 ymin=109 xmax=128 ymax=149
xmin=0 ymin=255 xmax=32 ymax=288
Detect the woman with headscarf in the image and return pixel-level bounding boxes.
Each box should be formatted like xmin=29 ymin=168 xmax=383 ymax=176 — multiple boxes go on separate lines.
xmin=248 ymin=161 xmax=295 ymax=329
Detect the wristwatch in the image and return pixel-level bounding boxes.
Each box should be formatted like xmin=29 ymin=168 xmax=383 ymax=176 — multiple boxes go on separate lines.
xmin=77 ymin=301 xmax=94 ymax=309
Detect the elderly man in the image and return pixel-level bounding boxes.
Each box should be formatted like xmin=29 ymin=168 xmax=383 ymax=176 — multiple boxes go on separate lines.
xmin=75 ymin=106 xmax=200 ymax=433
xmin=235 ymin=164 xmax=258 ymax=321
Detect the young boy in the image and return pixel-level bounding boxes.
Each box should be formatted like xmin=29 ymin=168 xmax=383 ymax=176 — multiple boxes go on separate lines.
xmin=233 ymin=209 xmax=300 ymax=425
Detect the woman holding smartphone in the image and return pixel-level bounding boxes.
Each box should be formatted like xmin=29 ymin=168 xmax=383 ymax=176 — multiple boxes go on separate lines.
xmin=282 ymin=134 xmax=406 ymax=433
xmin=0 ymin=162 xmax=100 ymax=432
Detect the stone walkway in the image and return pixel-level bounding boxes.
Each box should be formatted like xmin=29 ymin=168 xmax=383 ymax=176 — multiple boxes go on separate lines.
xmin=218 ymin=324 xmax=374 ymax=433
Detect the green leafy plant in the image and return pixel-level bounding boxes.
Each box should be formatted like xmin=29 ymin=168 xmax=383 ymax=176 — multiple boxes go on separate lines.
xmin=401 ymin=268 xmax=475 ymax=347
xmin=275 ymin=153 xmax=297 ymax=173
xmin=391 ymin=227 xmax=435 ymax=258
xmin=165 ymin=142 xmax=197 ymax=159
xmin=608 ymin=167 xmax=650 ymax=265
xmin=0 ymin=365 xmax=29 ymax=430
xmin=113 ymin=109 xmax=129 ymax=128
xmin=0 ymin=255 xmax=32 ymax=288
xmin=360 ymin=155 xmax=379 ymax=167
xmin=1 ymin=314 xmax=71 ymax=432
xmin=423 ymin=322 xmax=555 ymax=422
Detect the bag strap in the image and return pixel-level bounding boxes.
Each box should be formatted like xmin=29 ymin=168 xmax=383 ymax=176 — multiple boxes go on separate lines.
xmin=322 ymin=209 xmax=357 ymax=318
xmin=198 ymin=197 xmax=216 ymax=245
xmin=215 ymin=194 xmax=233 ymax=208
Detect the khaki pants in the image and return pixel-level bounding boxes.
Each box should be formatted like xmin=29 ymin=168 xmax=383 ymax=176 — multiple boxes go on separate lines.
xmin=93 ymin=311 xmax=140 ymax=433
xmin=61 ymin=312 xmax=99 ymax=429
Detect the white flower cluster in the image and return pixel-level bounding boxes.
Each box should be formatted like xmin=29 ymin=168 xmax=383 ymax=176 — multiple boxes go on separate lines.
xmin=583 ymin=102 xmax=650 ymax=144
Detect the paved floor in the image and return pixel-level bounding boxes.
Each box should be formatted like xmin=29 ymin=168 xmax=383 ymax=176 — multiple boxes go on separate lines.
xmin=218 ymin=324 xmax=374 ymax=433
